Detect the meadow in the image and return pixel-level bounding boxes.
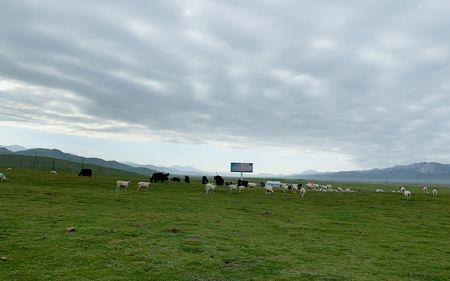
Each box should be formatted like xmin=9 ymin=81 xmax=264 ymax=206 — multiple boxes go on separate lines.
xmin=1 ymin=169 xmax=449 ymax=280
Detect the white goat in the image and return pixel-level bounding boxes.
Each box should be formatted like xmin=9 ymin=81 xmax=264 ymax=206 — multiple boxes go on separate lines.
xmin=6 ymin=168 xmax=11 ymax=171
xmin=137 ymin=181 xmax=150 ymax=190
xmin=50 ymin=170 xmax=58 ymax=176
xmin=264 ymin=185 xmax=274 ymax=195
xmin=205 ymin=183 xmax=216 ymax=195
xmin=228 ymin=184 xmax=238 ymax=193
xmin=432 ymin=189 xmax=438 ymax=197
xmin=247 ymin=182 xmax=257 ymax=188
xmin=0 ymin=173 xmax=6 ymax=182
xmin=400 ymin=187 xmax=406 ymax=194
xmin=116 ymin=180 xmax=131 ymax=191
xmin=238 ymin=185 xmax=245 ymax=192
xmin=404 ymin=190 xmax=411 ymax=199
xmin=422 ymin=186 xmax=428 ymax=193
xmin=300 ymin=187 xmax=306 ymax=197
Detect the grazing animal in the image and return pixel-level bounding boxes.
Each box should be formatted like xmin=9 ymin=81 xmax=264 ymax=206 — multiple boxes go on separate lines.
xmin=50 ymin=170 xmax=58 ymax=176
xmin=137 ymin=181 xmax=150 ymax=190
xmin=228 ymin=184 xmax=238 ymax=193
xmin=404 ymin=190 xmax=412 ymax=199
xmin=171 ymin=177 xmax=181 ymax=182
xmin=264 ymin=185 xmax=274 ymax=195
xmin=400 ymin=187 xmax=406 ymax=194
xmin=300 ymin=187 xmax=306 ymax=197
xmin=237 ymin=179 xmax=248 ymax=187
xmin=184 ymin=175 xmax=190 ymax=183
xmin=247 ymin=182 xmax=257 ymax=188
xmin=150 ymin=173 xmax=169 ymax=183
xmin=205 ymin=183 xmax=215 ymax=195
xmin=289 ymin=184 xmax=299 ymax=192
xmin=432 ymin=189 xmax=438 ymax=197
xmin=259 ymin=182 xmax=265 ymax=187
xmin=225 ymin=181 xmax=233 ymax=186
xmin=281 ymin=183 xmax=289 ymax=193
xmin=238 ymin=185 xmax=245 ymax=192
xmin=337 ymin=187 xmax=343 ymax=192
xmin=6 ymin=168 xmax=12 ymax=171
xmin=422 ymin=186 xmax=428 ymax=193
xmin=78 ymin=168 xmax=92 ymax=177
xmin=0 ymin=173 xmax=6 ymax=182
xmin=202 ymin=176 xmax=209 ymax=184
xmin=116 ymin=180 xmax=131 ymax=191
xmin=214 ymin=175 xmax=224 ymax=186
xmin=376 ymin=189 xmax=384 ymax=193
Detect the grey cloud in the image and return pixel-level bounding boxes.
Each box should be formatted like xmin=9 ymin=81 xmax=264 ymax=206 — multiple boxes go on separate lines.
xmin=1 ymin=0 xmax=450 ymax=168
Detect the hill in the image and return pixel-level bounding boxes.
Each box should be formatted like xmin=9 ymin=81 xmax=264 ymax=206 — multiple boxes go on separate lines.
xmin=13 ymin=148 xmax=158 ymax=175
xmin=0 ymin=147 xmax=12 ymax=154
xmin=298 ymin=162 xmax=450 ymax=184
xmin=0 ymin=145 xmax=27 ymax=152
xmin=0 ymin=154 xmax=140 ymax=176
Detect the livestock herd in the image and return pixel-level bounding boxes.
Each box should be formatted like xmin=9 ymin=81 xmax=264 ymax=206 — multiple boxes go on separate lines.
xmin=0 ymin=168 xmax=442 ymax=199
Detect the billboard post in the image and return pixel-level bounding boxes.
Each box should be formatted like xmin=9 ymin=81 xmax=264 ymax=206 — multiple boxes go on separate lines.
xmin=230 ymin=162 xmax=253 ymax=180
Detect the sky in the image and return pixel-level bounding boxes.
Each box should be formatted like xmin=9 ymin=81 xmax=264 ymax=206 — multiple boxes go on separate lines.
xmin=1 ymin=1 xmax=450 ymax=174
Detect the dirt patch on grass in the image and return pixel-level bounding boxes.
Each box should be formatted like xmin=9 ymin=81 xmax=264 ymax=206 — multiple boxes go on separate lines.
xmin=168 ymin=228 xmax=181 ymax=233
xmin=259 ymin=210 xmax=272 ymax=216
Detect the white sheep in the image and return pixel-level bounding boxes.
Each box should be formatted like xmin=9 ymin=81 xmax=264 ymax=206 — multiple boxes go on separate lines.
xmin=400 ymin=187 xmax=406 ymax=194
xmin=336 ymin=187 xmax=343 ymax=192
xmin=247 ymin=182 xmax=257 ymax=188
xmin=300 ymin=187 xmax=306 ymax=197
xmin=238 ymin=185 xmax=245 ymax=192
xmin=422 ymin=186 xmax=428 ymax=193
xmin=116 ymin=180 xmax=131 ymax=191
xmin=228 ymin=184 xmax=238 ymax=193
xmin=264 ymin=185 xmax=274 ymax=195
xmin=137 ymin=181 xmax=150 ymax=190
xmin=6 ymin=168 xmax=11 ymax=171
xmin=375 ymin=189 xmax=384 ymax=193
xmin=0 ymin=173 xmax=6 ymax=182
xmin=205 ymin=183 xmax=216 ymax=195
xmin=50 ymin=170 xmax=58 ymax=176
xmin=432 ymin=189 xmax=438 ymax=197
xmin=404 ymin=190 xmax=411 ymax=199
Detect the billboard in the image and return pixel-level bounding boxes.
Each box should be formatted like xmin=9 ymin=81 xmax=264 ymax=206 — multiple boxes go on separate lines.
xmin=230 ymin=162 xmax=253 ymax=173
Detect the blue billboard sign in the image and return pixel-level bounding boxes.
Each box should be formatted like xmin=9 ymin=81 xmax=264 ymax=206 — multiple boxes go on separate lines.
xmin=230 ymin=162 xmax=253 ymax=173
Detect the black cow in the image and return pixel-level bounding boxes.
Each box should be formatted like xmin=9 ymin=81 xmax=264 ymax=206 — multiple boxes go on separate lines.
xmin=78 ymin=168 xmax=92 ymax=177
xmin=150 ymin=172 xmax=169 ymax=183
xmin=237 ymin=179 xmax=248 ymax=187
xmin=214 ymin=175 xmax=224 ymax=186
xmin=202 ymin=176 xmax=208 ymax=184
xmin=184 ymin=175 xmax=190 ymax=183
xmin=171 ymin=177 xmax=181 ymax=182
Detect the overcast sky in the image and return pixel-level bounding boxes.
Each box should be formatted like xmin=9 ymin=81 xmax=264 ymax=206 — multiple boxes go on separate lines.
xmin=1 ymin=1 xmax=450 ymax=174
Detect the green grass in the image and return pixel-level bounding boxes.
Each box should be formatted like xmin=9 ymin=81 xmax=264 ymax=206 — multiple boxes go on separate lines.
xmin=1 ymin=169 xmax=450 ymax=280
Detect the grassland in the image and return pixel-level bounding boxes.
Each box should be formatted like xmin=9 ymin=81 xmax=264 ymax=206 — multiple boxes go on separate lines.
xmin=1 ymin=169 xmax=450 ymax=280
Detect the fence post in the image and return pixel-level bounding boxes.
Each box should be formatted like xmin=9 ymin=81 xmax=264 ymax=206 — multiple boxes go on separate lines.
xmin=32 ymin=152 xmax=37 ymax=169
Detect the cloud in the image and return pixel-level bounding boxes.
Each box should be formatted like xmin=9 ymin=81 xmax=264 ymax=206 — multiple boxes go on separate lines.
xmin=1 ymin=0 xmax=450 ymax=169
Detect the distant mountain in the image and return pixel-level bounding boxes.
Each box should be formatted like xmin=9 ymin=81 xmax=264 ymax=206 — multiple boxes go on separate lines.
xmin=298 ymin=169 xmax=322 ymax=175
xmin=0 ymin=145 xmax=26 ymax=152
xmin=124 ymin=162 xmax=207 ymax=175
xmin=0 ymin=147 xmax=12 ymax=154
xmin=14 ymin=148 xmax=158 ymax=175
xmin=300 ymin=162 xmax=450 ymax=184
